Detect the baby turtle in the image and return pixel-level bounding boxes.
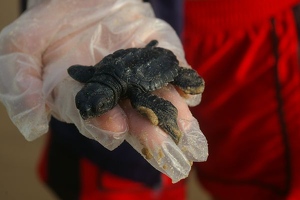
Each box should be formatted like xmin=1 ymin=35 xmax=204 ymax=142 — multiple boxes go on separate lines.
xmin=68 ymin=40 xmax=204 ymax=144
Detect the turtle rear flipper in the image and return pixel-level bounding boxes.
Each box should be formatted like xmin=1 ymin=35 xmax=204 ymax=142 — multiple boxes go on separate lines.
xmin=172 ymin=68 xmax=205 ymax=95
xmin=129 ymin=88 xmax=182 ymax=144
xmin=145 ymin=40 xmax=158 ymax=48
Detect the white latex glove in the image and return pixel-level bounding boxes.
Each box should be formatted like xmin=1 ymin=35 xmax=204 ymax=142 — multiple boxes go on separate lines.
xmin=0 ymin=0 xmax=208 ymax=182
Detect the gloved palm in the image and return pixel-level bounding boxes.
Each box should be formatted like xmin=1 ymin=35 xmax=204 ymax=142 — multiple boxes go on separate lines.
xmin=0 ymin=0 xmax=208 ymax=182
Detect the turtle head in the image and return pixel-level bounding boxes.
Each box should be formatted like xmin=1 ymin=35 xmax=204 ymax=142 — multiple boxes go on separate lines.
xmin=75 ymin=83 xmax=116 ymax=119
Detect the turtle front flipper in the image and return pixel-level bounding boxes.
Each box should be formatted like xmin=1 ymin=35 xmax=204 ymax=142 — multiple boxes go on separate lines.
xmin=172 ymin=67 xmax=205 ymax=95
xmin=128 ymin=88 xmax=182 ymax=144
xmin=68 ymin=65 xmax=95 ymax=83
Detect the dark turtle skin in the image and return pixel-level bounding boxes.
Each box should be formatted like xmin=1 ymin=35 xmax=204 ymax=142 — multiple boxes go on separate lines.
xmin=68 ymin=40 xmax=204 ymax=144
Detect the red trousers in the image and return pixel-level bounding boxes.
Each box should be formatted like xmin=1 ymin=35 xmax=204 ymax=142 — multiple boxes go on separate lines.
xmin=183 ymin=0 xmax=300 ymax=199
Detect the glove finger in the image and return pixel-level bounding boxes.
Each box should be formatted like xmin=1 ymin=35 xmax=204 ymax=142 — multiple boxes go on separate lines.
xmin=84 ymin=106 xmax=129 ymax=150
xmin=152 ymin=85 xmax=208 ymax=162
xmin=121 ymin=99 xmax=192 ymax=183
xmin=177 ymin=118 xmax=208 ymax=162
xmin=175 ymin=88 xmax=203 ymax=107
xmin=0 ymin=53 xmax=49 ymax=141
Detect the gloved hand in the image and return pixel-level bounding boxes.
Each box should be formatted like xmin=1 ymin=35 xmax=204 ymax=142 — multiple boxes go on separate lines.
xmin=0 ymin=0 xmax=208 ymax=182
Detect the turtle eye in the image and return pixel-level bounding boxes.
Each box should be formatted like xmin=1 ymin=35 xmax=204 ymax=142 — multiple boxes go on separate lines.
xmin=79 ymin=106 xmax=92 ymax=120
xmin=92 ymin=92 xmax=114 ymax=115
xmin=95 ymin=101 xmax=106 ymax=114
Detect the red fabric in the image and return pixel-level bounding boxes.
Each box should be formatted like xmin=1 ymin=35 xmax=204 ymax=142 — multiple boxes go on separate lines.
xmin=79 ymin=158 xmax=186 ymax=200
xmin=184 ymin=0 xmax=300 ymax=32
xmin=37 ymin=134 xmax=50 ymax=183
xmin=183 ymin=1 xmax=300 ymax=199
xmin=79 ymin=158 xmax=100 ymax=199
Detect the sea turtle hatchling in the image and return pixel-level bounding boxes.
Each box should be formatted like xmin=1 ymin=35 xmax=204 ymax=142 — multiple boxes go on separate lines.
xmin=68 ymin=40 xmax=204 ymax=144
